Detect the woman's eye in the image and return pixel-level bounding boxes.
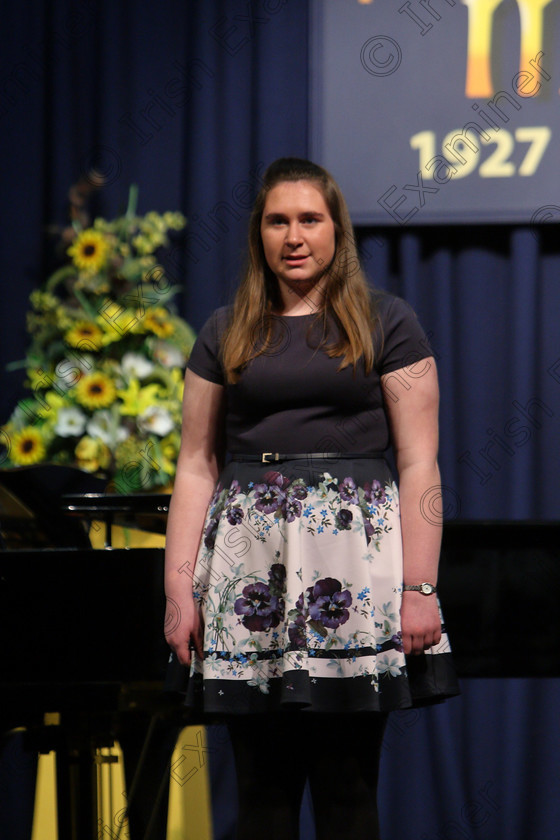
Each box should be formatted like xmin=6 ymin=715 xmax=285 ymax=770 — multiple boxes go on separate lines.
xmin=265 ymin=215 xmax=319 ymax=226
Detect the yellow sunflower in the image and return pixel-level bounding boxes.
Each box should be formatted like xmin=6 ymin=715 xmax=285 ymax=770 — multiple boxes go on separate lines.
xmin=65 ymin=321 xmax=104 ymax=349
xmin=75 ymin=372 xmax=117 ymax=410
xmin=11 ymin=427 xmax=47 ymax=466
xmin=67 ymin=228 xmax=110 ymax=274
xmin=144 ymin=307 xmax=174 ymax=338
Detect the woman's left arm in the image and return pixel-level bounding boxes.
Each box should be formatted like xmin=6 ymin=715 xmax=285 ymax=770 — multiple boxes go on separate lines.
xmin=381 ymin=357 xmax=443 ymax=656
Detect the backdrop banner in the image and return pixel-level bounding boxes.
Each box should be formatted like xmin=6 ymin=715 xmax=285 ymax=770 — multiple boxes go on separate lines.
xmin=310 ymin=0 xmax=560 ymax=225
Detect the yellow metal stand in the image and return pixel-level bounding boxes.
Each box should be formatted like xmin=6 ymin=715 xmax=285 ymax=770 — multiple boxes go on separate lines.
xmin=30 ymin=725 xmax=213 ymax=839
xmin=31 ymin=751 xmax=57 ymax=840
xmin=30 ymin=523 xmax=213 ymax=839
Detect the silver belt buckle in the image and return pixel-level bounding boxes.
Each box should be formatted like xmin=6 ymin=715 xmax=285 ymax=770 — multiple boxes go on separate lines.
xmin=261 ymin=452 xmax=278 ymax=463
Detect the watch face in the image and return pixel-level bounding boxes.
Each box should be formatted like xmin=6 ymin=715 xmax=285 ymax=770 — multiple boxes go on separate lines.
xmin=421 ymin=583 xmax=434 ymax=595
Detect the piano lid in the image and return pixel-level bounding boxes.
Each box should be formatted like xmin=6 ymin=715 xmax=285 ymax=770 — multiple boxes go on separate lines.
xmin=0 ymin=465 xmax=172 ymax=548
xmin=0 ymin=465 xmax=107 ymax=549
xmin=61 ymin=491 xmax=171 ymax=535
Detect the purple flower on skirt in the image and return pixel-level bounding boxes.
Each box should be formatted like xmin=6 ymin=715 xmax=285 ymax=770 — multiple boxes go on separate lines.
xmin=268 ymin=563 xmax=287 ymax=596
xmin=234 ymin=582 xmax=285 ymax=632
xmin=288 ymin=481 xmax=308 ymax=501
xmin=391 ymin=633 xmax=404 ymax=652
xmin=253 ymin=483 xmax=286 ymax=514
xmin=226 ymin=506 xmax=244 ymax=525
xmin=208 ymin=482 xmax=223 ymax=510
xmin=363 ymin=480 xmax=386 ymax=505
xmin=335 ymin=508 xmax=353 ymax=530
xmin=339 ymin=477 xmax=358 ymax=503
xmin=282 ymin=496 xmax=303 ymax=522
xmin=288 ymin=613 xmax=307 ymax=649
xmin=262 ymin=470 xmax=291 ymax=490
xmin=227 ymin=479 xmax=242 ymax=501
xmin=307 ymin=577 xmax=352 ymax=629
xmin=364 ymin=519 xmax=375 ymax=545
xmin=204 ymin=517 xmax=219 ymax=549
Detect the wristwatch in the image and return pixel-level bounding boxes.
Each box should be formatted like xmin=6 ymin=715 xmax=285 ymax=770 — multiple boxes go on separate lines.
xmin=403 ymin=582 xmax=437 ymax=595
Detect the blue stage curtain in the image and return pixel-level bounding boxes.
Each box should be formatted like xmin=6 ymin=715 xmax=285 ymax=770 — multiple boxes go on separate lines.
xmin=1 ymin=3 xmax=559 ymax=840
xmin=358 ymin=224 xmax=560 ymax=521
xmin=377 ymin=678 xmax=560 ymax=840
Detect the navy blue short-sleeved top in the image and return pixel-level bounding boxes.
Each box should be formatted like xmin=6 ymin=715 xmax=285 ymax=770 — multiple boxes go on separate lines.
xmin=186 ymin=292 xmax=434 ymax=455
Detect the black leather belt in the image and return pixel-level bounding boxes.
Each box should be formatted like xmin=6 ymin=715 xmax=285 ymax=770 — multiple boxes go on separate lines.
xmin=231 ymin=452 xmax=386 ymax=464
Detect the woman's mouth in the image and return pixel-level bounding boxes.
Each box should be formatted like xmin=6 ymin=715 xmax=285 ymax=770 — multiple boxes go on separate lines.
xmin=284 ymin=255 xmax=309 ymax=265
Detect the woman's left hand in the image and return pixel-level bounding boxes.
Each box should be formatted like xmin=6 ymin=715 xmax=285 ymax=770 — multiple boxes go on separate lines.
xmin=400 ymin=591 xmax=442 ymax=655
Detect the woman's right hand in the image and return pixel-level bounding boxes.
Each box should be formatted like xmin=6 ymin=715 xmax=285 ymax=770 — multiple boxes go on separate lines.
xmin=164 ymin=591 xmax=204 ymax=667
xmin=164 ymin=371 xmax=224 ymax=668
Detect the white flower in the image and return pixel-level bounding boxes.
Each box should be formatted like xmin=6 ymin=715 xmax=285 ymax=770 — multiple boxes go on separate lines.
xmin=54 ymin=369 xmax=74 ymax=392
xmin=76 ymin=354 xmax=95 ymax=373
xmin=54 ymin=356 xmax=95 ymax=391
xmin=137 ymin=405 xmax=174 ymax=436
xmin=247 ymin=675 xmax=270 ymax=694
xmin=376 ymin=656 xmax=402 ymax=678
xmin=87 ymin=410 xmax=129 ymax=446
xmin=121 ymin=352 xmax=154 ymax=379
xmin=54 ymin=407 xmax=87 ymax=437
xmin=152 ymin=341 xmax=185 ymax=368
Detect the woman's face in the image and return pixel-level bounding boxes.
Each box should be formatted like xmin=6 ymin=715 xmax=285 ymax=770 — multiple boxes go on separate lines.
xmin=260 ymin=180 xmax=336 ymax=294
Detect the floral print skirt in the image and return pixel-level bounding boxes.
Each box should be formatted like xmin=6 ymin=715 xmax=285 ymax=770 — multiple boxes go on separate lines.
xmin=175 ymin=456 xmax=459 ymax=715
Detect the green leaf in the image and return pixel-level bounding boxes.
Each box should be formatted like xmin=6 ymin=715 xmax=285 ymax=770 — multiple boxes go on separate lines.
xmin=307 ymin=620 xmax=327 ymax=638
xmin=156 ymin=283 xmax=183 ymax=303
xmin=44 ymin=339 xmax=70 ymax=362
xmin=126 ymin=184 xmax=139 ymax=219
xmin=45 ymin=264 xmax=77 ymax=292
xmin=5 ymin=359 xmax=28 ymax=372
xmin=72 ymin=287 xmax=99 ymax=321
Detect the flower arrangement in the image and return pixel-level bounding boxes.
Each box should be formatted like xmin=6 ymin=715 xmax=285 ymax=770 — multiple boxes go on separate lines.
xmin=0 ymin=186 xmax=195 ymax=492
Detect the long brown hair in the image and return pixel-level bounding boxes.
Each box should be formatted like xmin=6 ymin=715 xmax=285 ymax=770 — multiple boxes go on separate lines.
xmin=221 ymin=158 xmax=380 ymax=383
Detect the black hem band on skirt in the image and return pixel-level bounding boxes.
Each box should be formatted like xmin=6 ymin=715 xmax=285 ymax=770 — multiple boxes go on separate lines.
xmin=164 ymin=650 xmax=460 ymax=720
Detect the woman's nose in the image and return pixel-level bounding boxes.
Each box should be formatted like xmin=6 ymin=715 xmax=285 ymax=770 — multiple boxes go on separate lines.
xmin=286 ymin=222 xmax=302 ymax=244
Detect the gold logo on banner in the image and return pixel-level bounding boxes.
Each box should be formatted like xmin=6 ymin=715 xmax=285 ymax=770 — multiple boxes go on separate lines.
xmin=463 ymin=0 xmax=553 ymax=97
xmin=357 ymin=0 xmax=555 ymax=98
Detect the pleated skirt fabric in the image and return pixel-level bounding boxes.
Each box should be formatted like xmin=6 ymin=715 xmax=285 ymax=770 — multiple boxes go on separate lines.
xmin=167 ymin=456 xmax=460 ymax=716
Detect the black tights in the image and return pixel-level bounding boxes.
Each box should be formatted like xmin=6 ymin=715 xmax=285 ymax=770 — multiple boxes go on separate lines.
xmin=226 ymin=712 xmax=388 ymax=840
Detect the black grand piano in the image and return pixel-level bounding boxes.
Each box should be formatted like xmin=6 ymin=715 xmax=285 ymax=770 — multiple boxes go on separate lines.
xmin=0 ymin=467 xmax=185 ymax=840
xmin=1 ymin=466 xmax=559 ymax=839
